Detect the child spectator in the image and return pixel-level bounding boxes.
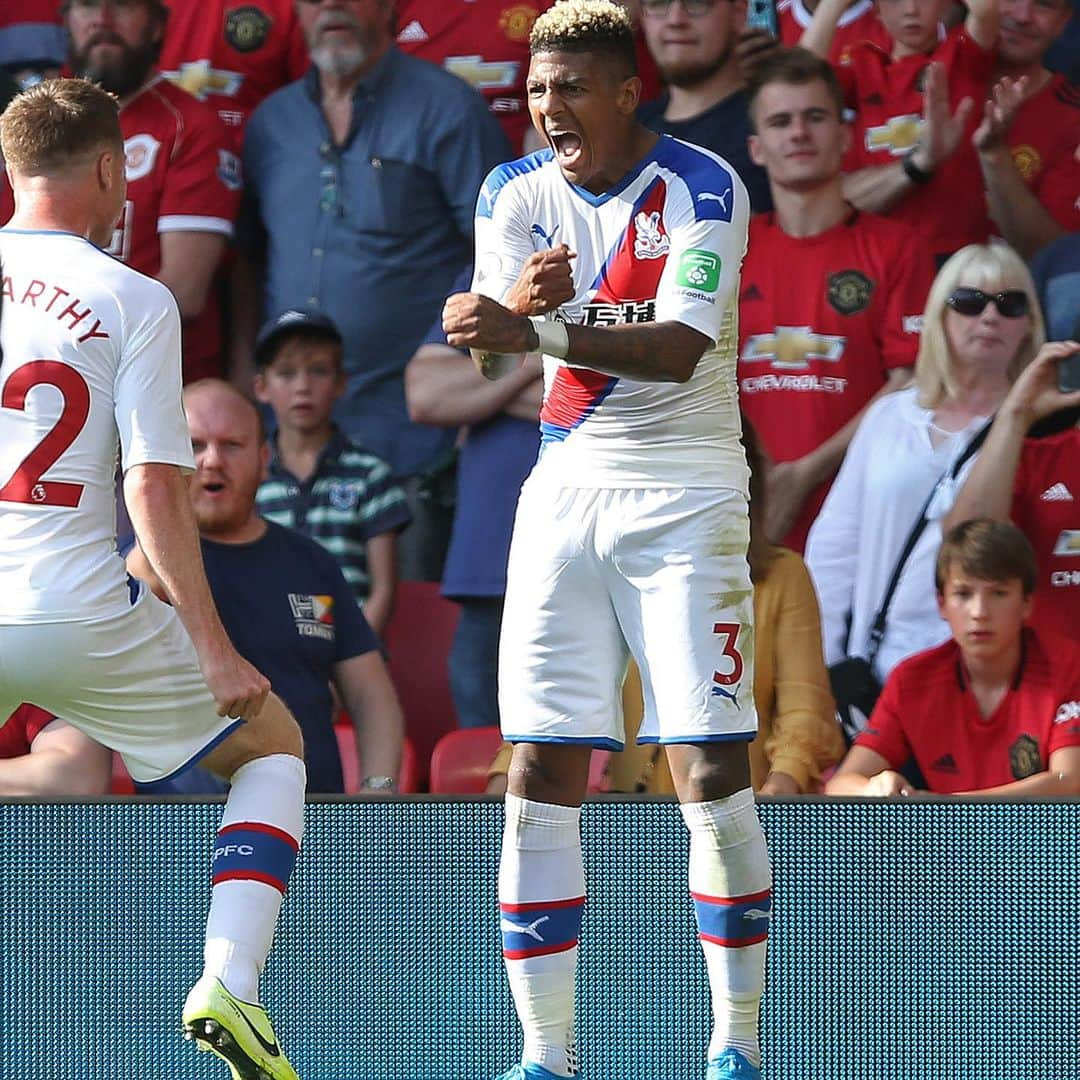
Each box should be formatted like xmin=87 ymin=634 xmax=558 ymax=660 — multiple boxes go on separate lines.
xmin=254 ymin=309 xmax=411 ymax=636
xmin=803 ymin=0 xmax=998 ymax=261
xmin=826 ymin=519 xmax=1080 ymax=796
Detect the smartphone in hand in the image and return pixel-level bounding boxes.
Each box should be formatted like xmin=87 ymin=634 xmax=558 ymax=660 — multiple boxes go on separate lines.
xmin=746 ymin=0 xmax=778 ymax=36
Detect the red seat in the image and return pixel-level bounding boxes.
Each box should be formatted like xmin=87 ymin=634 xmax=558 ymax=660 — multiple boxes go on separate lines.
xmin=429 ymin=726 xmax=505 ymax=794
xmin=110 ymin=753 xmax=135 ymax=796
xmin=334 ymin=721 xmax=418 ymax=794
xmin=383 ymin=581 xmax=461 ymax=788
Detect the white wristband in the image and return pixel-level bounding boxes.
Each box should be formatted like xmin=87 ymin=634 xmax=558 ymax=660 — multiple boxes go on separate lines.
xmin=529 ymin=316 xmax=570 ymax=359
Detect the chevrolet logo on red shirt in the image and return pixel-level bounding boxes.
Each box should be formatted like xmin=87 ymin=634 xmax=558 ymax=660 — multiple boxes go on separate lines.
xmin=865 ymin=114 xmax=923 ymax=156
xmin=741 ymin=328 xmax=847 ymax=370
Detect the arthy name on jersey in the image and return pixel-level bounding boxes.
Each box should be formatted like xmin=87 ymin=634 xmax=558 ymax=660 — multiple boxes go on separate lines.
xmin=2 ymin=272 xmax=110 ymax=345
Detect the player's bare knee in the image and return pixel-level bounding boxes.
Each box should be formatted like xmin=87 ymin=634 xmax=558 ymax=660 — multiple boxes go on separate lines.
xmin=669 ymin=743 xmax=751 ymax=803
xmin=507 ymin=742 xmax=589 ymax=806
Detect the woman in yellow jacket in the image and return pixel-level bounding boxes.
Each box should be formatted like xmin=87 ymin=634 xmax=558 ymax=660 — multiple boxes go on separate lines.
xmin=489 ymin=422 xmax=843 ymax=795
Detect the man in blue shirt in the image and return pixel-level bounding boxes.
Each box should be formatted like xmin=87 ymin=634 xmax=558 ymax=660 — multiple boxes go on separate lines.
xmin=233 ymin=0 xmax=510 ymax=578
xmin=127 ymin=380 xmax=404 ymax=794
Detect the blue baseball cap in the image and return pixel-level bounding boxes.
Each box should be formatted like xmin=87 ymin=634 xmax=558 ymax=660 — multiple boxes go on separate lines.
xmin=254 ymin=307 xmax=343 ymax=369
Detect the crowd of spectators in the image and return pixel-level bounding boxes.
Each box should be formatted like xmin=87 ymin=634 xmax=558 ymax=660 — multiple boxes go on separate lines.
xmin=1 ymin=0 xmax=1078 ymax=797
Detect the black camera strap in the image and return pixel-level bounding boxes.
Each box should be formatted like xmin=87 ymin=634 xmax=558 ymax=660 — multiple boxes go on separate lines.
xmin=864 ymin=417 xmax=994 ymax=666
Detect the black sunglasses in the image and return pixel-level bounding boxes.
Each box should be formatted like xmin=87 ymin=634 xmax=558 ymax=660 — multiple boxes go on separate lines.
xmin=946 ymin=287 xmax=1030 ymax=319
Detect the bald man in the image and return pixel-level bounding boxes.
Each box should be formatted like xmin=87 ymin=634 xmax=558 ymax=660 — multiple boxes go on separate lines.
xmin=128 ymin=379 xmax=404 ymax=796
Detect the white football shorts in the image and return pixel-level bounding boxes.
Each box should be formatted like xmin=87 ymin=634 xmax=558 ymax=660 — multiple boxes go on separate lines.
xmin=0 ymin=582 xmax=241 ymax=782
xmin=498 ymin=475 xmax=758 ymax=747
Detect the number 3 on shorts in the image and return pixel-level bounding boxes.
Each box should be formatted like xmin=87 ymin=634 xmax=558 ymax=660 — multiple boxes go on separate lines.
xmin=712 ymin=622 xmax=744 ymax=686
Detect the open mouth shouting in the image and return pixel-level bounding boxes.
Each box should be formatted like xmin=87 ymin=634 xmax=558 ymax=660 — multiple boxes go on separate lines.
xmin=549 ymin=129 xmax=584 ymax=170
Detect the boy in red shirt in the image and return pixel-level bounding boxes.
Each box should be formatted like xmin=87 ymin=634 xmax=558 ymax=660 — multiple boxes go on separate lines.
xmin=803 ymin=0 xmax=998 ymax=261
xmin=826 ymin=518 xmax=1080 ymax=796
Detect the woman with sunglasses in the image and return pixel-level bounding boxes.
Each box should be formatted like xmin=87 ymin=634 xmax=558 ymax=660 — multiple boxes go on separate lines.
xmin=805 ymin=242 xmax=1045 ymax=732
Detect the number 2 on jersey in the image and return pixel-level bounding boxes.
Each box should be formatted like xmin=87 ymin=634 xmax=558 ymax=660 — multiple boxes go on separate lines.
xmin=0 ymin=360 xmax=90 ymax=507
xmin=712 ymin=622 xmax=745 ymax=686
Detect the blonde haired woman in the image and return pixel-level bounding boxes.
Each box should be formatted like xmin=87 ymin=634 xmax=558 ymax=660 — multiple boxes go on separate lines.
xmin=806 ymin=243 xmax=1045 ymax=730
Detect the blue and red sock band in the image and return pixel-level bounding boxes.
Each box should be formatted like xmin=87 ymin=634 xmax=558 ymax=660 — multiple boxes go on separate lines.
xmin=211 ymin=822 xmax=299 ymax=894
xmin=691 ymin=888 xmax=772 ymax=948
xmin=500 ymin=896 xmax=586 ymax=959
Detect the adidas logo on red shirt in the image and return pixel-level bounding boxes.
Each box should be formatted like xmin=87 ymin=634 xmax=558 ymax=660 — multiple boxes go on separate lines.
xmin=930 ymin=752 xmax=958 ymax=774
xmin=1040 ymin=482 xmax=1074 ymax=502
xmin=397 ymin=19 xmax=429 ymax=43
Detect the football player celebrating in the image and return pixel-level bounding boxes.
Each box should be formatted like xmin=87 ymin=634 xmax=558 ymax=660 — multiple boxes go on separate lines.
xmin=0 ymin=80 xmax=304 ymax=1080
xmin=443 ymin=3 xmax=771 ymax=1078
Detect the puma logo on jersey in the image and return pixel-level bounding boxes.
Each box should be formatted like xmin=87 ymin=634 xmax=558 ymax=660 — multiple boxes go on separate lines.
xmin=697 ymin=190 xmax=731 ymax=211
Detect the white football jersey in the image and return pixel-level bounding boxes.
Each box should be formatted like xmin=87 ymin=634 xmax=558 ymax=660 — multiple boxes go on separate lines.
xmin=0 ymin=229 xmax=194 ymax=623
xmin=473 ymin=135 xmax=749 ymax=490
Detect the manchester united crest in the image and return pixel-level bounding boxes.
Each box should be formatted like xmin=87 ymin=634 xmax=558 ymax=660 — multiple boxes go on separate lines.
xmin=1011 ymin=144 xmax=1042 ymax=182
xmin=827 ymin=269 xmax=874 ymax=316
xmin=500 ymin=4 xmax=540 ymax=42
xmin=225 ymin=6 xmax=272 ymax=53
xmin=1009 ymin=733 xmax=1041 ymax=780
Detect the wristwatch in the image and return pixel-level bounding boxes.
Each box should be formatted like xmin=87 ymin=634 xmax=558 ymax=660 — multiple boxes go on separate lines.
xmin=362 ymin=775 xmax=396 ymax=792
xmin=902 ymin=150 xmax=934 ymax=185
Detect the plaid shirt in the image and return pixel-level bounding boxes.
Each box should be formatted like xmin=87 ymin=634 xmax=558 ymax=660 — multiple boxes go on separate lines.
xmin=256 ymin=427 xmax=411 ymax=601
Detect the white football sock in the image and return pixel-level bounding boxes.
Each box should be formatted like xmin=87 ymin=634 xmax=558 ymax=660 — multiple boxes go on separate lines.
xmin=499 ymin=793 xmax=585 ymax=1078
xmin=203 ymin=753 xmax=306 ymax=1003
xmin=681 ymin=789 xmax=771 ymax=1068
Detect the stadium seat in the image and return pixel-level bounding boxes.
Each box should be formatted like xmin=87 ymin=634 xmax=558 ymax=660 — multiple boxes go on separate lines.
xmin=334 ymin=720 xmax=418 ymax=794
xmin=110 ymin=753 xmax=135 ymax=796
xmin=383 ymin=581 xmax=461 ymax=787
xmin=429 ymin=726 xmax=504 ymax=794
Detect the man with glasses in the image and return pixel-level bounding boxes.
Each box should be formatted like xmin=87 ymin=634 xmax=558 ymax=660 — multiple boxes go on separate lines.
xmin=738 ymin=48 xmax=933 ymax=550
xmin=235 ymin=0 xmax=508 ymax=580
xmin=442 ymin=2 xmax=770 ymax=1078
xmin=60 ymin=0 xmax=241 ymax=383
xmin=637 ymin=0 xmax=772 ymax=210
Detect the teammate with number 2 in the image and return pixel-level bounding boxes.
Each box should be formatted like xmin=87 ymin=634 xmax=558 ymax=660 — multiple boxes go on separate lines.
xmin=442 ymin=3 xmax=771 ymax=1078
xmin=0 ymin=81 xmax=304 ymax=1080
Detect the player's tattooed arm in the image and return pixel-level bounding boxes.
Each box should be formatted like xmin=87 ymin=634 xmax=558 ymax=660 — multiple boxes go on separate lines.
xmin=444 ymin=291 xmax=709 ymax=383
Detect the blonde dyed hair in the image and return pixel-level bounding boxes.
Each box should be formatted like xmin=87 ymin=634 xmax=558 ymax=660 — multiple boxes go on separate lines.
xmin=1 ymin=78 xmax=121 ymax=176
xmin=531 ymin=0 xmax=635 ymax=62
xmin=915 ymin=243 xmax=1045 ymax=409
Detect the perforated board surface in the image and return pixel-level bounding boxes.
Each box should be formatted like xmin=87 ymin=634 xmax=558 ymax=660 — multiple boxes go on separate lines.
xmin=1 ymin=798 xmax=1076 ymax=1080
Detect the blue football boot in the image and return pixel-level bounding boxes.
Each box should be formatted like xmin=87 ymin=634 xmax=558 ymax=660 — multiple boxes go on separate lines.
xmin=495 ymin=1064 xmax=576 ymax=1080
xmin=706 ymin=1048 xmax=762 ymax=1080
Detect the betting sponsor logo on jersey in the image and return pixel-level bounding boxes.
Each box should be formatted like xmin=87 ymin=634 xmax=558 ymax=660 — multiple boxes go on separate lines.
xmin=124 ymin=134 xmax=161 ymax=182
xmin=444 ymin=55 xmax=519 ymax=91
xmin=741 ymin=327 xmax=846 ymax=370
xmin=582 ymin=299 xmax=656 ymax=326
xmin=288 ymin=594 xmax=336 ymax=640
xmin=865 ymin=113 xmax=922 ymax=155
xmin=632 ymin=210 xmax=670 ymax=260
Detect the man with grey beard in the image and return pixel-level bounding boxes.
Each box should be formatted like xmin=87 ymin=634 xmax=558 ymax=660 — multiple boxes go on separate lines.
xmin=234 ymin=0 xmax=509 ymax=581
xmin=59 ymin=0 xmax=240 ymax=382
xmin=637 ymin=0 xmax=772 ymax=210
